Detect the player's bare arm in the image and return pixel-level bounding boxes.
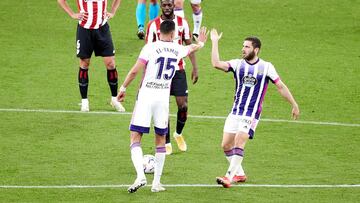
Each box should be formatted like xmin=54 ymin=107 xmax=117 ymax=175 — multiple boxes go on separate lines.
xmin=210 ymin=29 xmax=229 ymax=72
xmin=106 ymin=0 xmax=122 ymax=19
xmin=57 ymin=0 xmax=84 ymax=20
xmin=117 ymin=60 xmax=145 ymax=102
xmin=185 ymin=38 xmax=199 ymax=84
xmin=275 ymin=80 xmax=300 ymax=120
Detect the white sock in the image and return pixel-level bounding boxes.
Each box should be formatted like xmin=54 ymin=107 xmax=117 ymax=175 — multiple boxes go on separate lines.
xmin=174 ymin=9 xmax=185 ymax=18
xmin=153 ymin=147 xmax=166 ymax=185
xmin=130 ymin=143 xmax=145 ymax=180
xmin=225 ymin=155 xmax=243 ymax=179
xmin=192 ymin=10 xmax=202 ymax=35
xmin=81 ymin=98 xmax=89 ymax=104
xmin=225 ymin=156 xmax=245 ymax=176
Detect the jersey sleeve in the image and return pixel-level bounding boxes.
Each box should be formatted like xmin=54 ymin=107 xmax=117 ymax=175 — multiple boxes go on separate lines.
xmin=138 ymin=44 xmax=150 ymax=64
xmin=267 ymin=62 xmax=280 ymax=83
xmin=178 ymin=45 xmax=190 ymax=59
xmin=145 ymin=21 xmax=157 ymax=44
xmin=182 ymin=19 xmax=191 ymax=40
xmin=226 ymin=59 xmax=240 ymax=73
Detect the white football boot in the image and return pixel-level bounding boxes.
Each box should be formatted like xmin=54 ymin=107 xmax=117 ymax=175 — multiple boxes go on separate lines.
xmin=110 ymin=97 xmax=125 ymax=112
xmin=151 ymin=183 xmax=166 ymax=193
xmin=80 ymin=99 xmax=89 ymax=112
xmin=128 ymin=178 xmax=147 ymax=193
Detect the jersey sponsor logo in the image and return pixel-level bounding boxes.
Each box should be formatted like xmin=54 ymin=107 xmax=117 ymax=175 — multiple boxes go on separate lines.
xmin=145 ymin=81 xmax=170 ymax=89
xmin=242 ymin=74 xmax=257 ymax=87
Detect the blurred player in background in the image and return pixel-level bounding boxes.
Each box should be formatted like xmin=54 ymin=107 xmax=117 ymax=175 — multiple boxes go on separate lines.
xmin=146 ymin=0 xmax=199 ymax=155
xmin=57 ymin=0 xmax=125 ymax=112
xmin=210 ymin=29 xmax=300 ymax=188
xmin=117 ymin=20 xmax=207 ymax=193
xmin=135 ymin=0 xmax=159 ymax=39
xmin=174 ymin=0 xmax=203 ymax=38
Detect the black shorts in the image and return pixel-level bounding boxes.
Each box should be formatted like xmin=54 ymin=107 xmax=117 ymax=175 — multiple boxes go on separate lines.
xmin=76 ymin=23 xmax=115 ymax=59
xmin=170 ymin=70 xmax=188 ymax=96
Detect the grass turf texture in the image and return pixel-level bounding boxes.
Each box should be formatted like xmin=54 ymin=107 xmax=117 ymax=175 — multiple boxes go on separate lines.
xmin=0 ymin=0 xmax=359 ymax=202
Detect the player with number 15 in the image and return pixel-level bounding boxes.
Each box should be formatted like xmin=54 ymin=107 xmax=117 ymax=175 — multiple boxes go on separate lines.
xmin=117 ymin=20 xmax=207 ymax=193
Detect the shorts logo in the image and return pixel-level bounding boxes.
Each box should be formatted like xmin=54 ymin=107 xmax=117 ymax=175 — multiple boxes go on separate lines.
xmin=76 ymin=40 xmax=80 ymax=55
xmin=241 ymin=118 xmax=251 ymax=125
xmin=242 ymin=74 xmax=257 ymax=87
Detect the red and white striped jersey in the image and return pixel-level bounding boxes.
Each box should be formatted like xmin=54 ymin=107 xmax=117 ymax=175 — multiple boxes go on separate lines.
xmin=146 ymin=15 xmax=190 ymax=45
xmin=145 ymin=15 xmax=191 ymax=69
xmin=77 ymin=0 xmax=108 ymax=29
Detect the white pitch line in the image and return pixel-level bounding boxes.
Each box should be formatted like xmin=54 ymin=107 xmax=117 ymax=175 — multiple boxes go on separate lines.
xmin=1 ymin=184 xmax=360 ymax=189
xmin=0 ymin=108 xmax=359 ymax=127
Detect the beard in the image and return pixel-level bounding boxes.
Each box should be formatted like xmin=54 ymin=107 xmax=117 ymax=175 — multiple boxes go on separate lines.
xmin=162 ymin=10 xmax=174 ymax=19
xmin=243 ymin=50 xmax=256 ymax=61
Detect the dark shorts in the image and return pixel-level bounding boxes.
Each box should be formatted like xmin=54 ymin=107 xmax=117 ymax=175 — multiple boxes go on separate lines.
xmin=76 ymin=23 xmax=115 ymax=59
xmin=170 ymin=70 xmax=188 ymax=96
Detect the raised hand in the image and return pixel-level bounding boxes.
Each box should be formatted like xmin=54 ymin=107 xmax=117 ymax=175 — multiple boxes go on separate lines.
xmin=210 ymin=29 xmax=223 ymax=41
xmin=198 ymin=26 xmax=209 ymax=44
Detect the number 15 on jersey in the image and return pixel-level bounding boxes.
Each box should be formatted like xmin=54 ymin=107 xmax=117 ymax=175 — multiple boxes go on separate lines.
xmin=156 ymin=57 xmax=177 ymax=80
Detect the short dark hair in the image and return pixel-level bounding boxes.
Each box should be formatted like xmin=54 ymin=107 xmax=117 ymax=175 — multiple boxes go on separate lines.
xmin=244 ymin=36 xmax=261 ymax=49
xmin=160 ymin=20 xmax=175 ymax=34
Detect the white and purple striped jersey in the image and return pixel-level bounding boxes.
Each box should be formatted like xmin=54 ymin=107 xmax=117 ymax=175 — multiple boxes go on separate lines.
xmin=227 ymin=58 xmax=280 ymax=119
xmin=137 ymin=41 xmax=190 ymax=100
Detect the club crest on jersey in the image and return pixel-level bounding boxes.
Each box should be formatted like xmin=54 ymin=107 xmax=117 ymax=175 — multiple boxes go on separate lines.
xmin=178 ymin=26 xmax=184 ymax=32
xmin=242 ymin=74 xmax=257 ymax=87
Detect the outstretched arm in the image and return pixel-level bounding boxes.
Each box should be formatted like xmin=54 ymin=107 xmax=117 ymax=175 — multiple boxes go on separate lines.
xmin=117 ymin=60 xmax=145 ymax=102
xmin=210 ymin=29 xmax=230 ymax=72
xmin=275 ymin=80 xmax=300 ymax=120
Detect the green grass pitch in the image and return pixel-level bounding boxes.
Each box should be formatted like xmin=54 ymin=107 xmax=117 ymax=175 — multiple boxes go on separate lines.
xmin=0 ymin=0 xmax=359 ymax=202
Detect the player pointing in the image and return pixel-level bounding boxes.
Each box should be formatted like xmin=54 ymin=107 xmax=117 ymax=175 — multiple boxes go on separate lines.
xmin=210 ymin=29 xmax=300 ymax=188
xmin=118 ymin=21 xmax=207 ymax=193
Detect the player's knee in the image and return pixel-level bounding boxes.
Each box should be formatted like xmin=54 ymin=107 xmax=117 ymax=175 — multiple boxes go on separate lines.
xmin=80 ymin=60 xmax=90 ymax=68
xmin=104 ymin=57 xmax=115 ymax=69
xmin=177 ymin=100 xmax=188 ymax=109
xmin=174 ymin=0 xmax=184 ymax=8
xmin=221 ymin=143 xmax=232 ymax=151
xmin=191 ymin=4 xmax=201 ymax=13
xmin=105 ymin=62 xmax=115 ymax=69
